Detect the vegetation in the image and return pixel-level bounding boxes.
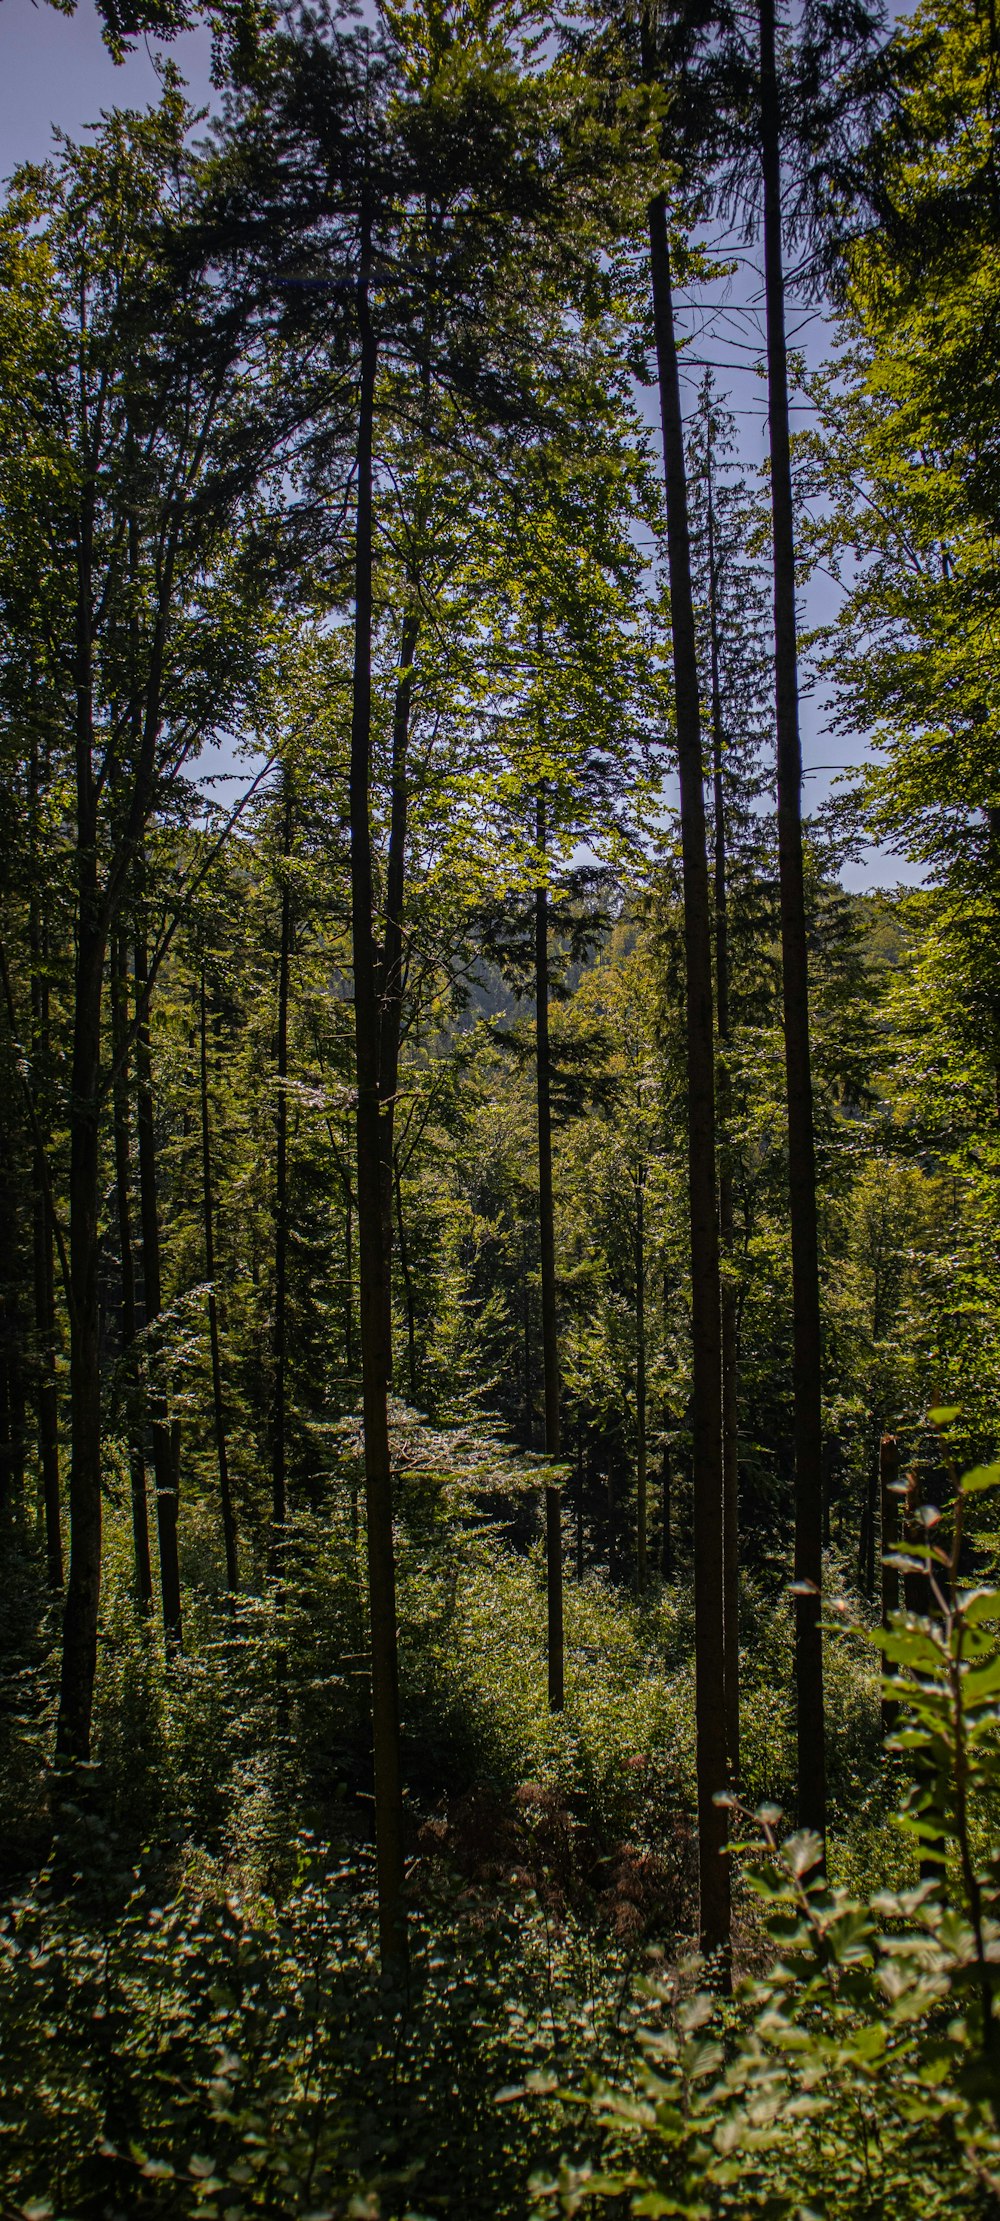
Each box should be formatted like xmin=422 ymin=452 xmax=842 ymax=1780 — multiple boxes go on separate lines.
xmin=1 ymin=0 xmax=999 ymax=2210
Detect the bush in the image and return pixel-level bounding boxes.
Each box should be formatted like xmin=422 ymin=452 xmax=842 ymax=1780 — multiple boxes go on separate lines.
xmin=529 ymin=1449 xmax=1000 ymax=2218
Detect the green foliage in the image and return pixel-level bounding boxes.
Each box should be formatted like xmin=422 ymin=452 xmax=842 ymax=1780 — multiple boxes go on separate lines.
xmin=529 ymin=1452 xmax=1000 ymax=2219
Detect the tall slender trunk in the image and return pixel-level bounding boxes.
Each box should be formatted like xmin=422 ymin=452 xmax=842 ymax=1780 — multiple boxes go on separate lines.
xmin=0 ymin=1145 xmax=25 ymax=1522
xmin=879 ymin=1432 xmax=899 ymax=1738
xmin=661 ymin=1437 xmax=673 ymax=1580
xmin=343 ymin=1145 xmax=354 ymax=1376
xmin=28 ymin=764 xmax=62 ymax=1590
xmin=706 ymin=437 xmax=740 ymax=1787
xmin=57 ymin=501 xmax=104 ymax=1763
xmin=635 ymin=1174 xmax=648 ymax=1590
xmin=393 ymin=1152 xmax=418 ymax=1406
xmin=535 ymin=789 xmax=564 ymax=1714
xmin=576 ymin=1420 xmax=585 ymax=1579
xmin=134 ymin=877 xmax=182 ymax=1653
xmin=350 ymin=218 xmax=406 ymax=1977
xmin=377 ymin=609 xmax=420 ymax=1379
xmin=201 ymin=966 xmax=238 ymax=1592
xmin=522 ymin=1225 xmax=534 ymax=1438
xmin=758 ymin=0 xmax=826 ymax=1846
xmin=272 ymin=780 xmax=292 ymax=1554
xmin=110 ymin=930 xmax=152 ymax=1609
xmin=649 ymin=193 xmax=730 ymax=1973
xmin=31 ymin=1159 xmax=61 ymax=1588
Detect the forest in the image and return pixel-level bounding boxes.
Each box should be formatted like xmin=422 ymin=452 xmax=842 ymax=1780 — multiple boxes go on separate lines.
xmin=0 ymin=0 xmax=999 ymax=2208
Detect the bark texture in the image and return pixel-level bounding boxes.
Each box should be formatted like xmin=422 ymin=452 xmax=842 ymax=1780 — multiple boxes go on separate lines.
xmin=758 ymin=0 xmax=827 ymax=1843
xmin=350 ymin=224 xmax=407 ymax=1977
xmin=200 ymin=967 xmax=238 ymax=1593
xmin=535 ymin=789 xmax=564 ymax=1714
xmin=649 ymin=193 xmax=730 ymax=1972
xmin=706 ymin=445 xmax=740 ymax=1787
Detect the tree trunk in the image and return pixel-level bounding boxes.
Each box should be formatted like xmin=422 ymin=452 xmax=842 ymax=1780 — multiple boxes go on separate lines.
xmin=706 ymin=435 xmax=740 ymax=1789
xmin=56 ymin=505 xmax=104 ymax=1764
xmin=342 ymin=1130 xmax=355 ymax=1376
xmin=0 ymin=1145 xmax=26 ymax=1523
xmin=377 ymin=609 xmax=420 ymax=1380
xmin=393 ymin=1152 xmax=418 ymax=1406
xmin=661 ymin=1437 xmax=673 ymax=1580
xmin=134 ymin=885 xmax=182 ymax=1653
xmin=201 ymin=966 xmax=238 ymax=1593
xmin=860 ymin=1437 xmax=878 ymax=1599
xmin=635 ymin=1176 xmax=648 ymax=1590
xmin=272 ymin=779 xmax=292 ymax=1557
xmin=350 ymin=219 xmax=406 ymax=1979
xmin=522 ymin=1224 xmax=534 ymax=1439
xmin=649 ymin=192 xmax=730 ymax=1974
xmin=535 ymin=788 xmax=564 ymax=1714
xmin=110 ymin=930 xmax=152 ymax=1610
xmin=28 ymin=834 xmax=62 ymax=1592
xmin=880 ymin=1432 xmax=899 ymax=1737
xmin=576 ymin=1420 xmax=585 ymax=1578
xmin=759 ymin=0 xmax=827 ymax=1847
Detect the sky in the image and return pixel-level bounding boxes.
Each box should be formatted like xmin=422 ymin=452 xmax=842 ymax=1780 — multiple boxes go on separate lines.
xmin=1 ymin=0 xmax=920 ymax=888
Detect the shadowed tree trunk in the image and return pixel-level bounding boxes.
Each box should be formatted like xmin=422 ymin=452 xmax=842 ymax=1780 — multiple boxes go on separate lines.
xmin=758 ymin=0 xmax=826 ymax=1846
xmin=534 ymin=786 xmax=564 ymax=1714
xmin=134 ymin=881 xmax=182 ymax=1654
xmin=635 ymin=1174 xmax=648 ymax=1589
xmin=706 ymin=432 xmax=740 ymax=1788
xmin=272 ymin=777 xmax=293 ymax=1560
xmin=0 ymin=1146 xmax=25 ymax=1523
xmin=350 ymin=216 xmax=406 ymax=1978
xmin=200 ymin=965 xmax=238 ymax=1593
xmin=377 ymin=608 xmax=420 ymax=1381
xmin=576 ymin=1418 xmax=585 ymax=1578
xmin=28 ymin=771 xmax=62 ymax=1590
xmin=110 ymin=931 xmax=152 ymax=1609
xmin=393 ymin=1152 xmax=418 ymax=1405
xmin=56 ymin=503 xmax=105 ymax=1761
xmin=649 ymin=190 xmax=730 ymax=1976
xmin=660 ymin=1437 xmax=673 ymax=1580
xmin=880 ymin=1432 xmax=900 ymax=1737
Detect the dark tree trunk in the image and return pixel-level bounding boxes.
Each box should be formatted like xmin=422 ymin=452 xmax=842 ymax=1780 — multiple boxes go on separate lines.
xmin=377 ymin=609 xmax=420 ymax=1380
xmin=759 ymin=0 xmax=827 ymax=1846
xmin=860 ymin=1438 xmax=878 ymax=1599
xmin=134 ymin=888 xmax=182 ymax=1653
xmin=393 ymin=1153 xmax=418 ymax=1406
xmin=534 ymin=789 xmax=564 ymax=1714
xmin=342 ymin=1132 xmax=355 ymax=1376
xmin=576 ymin=1420 xmax=585 ymax=1579
xmin=706 ymin=440 xmax=740 ymax=1788
xmin=635 ymin=1177 xmax=648 ymax=1590
xmin=110 ymin=931 xmax=152 ymax=1610
xmin=522 ymin=1225 xmax=534 ymax=1438
xmin=350 ymin=222 xmax=406 ymax=1978
xmin=272 ymin=780 xmax=292 ymax=1556
xmin=880 ymin=1432 xmax=899 ymax=1737
xmin=661 ymin=1438 xmax=673 ymax=1580
xmin=201 ymin=967 xmax=238 ymax=1593
xmin=0 ymin=1147 xmax=26 ymax=1522
xmin=29 ymin=833 xmax=62 ymax=1591
xmin=32 ymin=1169 xmax=61 ymax=1588
xmin=57 ymin=509 xmax=104 ymax=1763
xmin=649 ymin=193 xmax=730 ymax=1974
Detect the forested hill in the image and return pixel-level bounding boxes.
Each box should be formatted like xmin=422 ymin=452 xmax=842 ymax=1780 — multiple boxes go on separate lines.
xmin=2 ymin=0 xmax=1000 ymax=2212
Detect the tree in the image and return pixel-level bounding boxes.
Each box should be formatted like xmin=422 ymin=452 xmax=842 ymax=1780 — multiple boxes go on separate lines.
xmin=0 ymin=91 xmax=304 ymax=1761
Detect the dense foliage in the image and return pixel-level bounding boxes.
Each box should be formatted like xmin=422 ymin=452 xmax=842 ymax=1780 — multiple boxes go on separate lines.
xmin=2 ymin=0 xmax=1000 ymax=2210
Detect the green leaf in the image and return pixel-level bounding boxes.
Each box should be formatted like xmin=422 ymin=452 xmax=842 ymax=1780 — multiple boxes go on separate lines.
xmin=960 ymin=1464 xmax=1000 ymax=1496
